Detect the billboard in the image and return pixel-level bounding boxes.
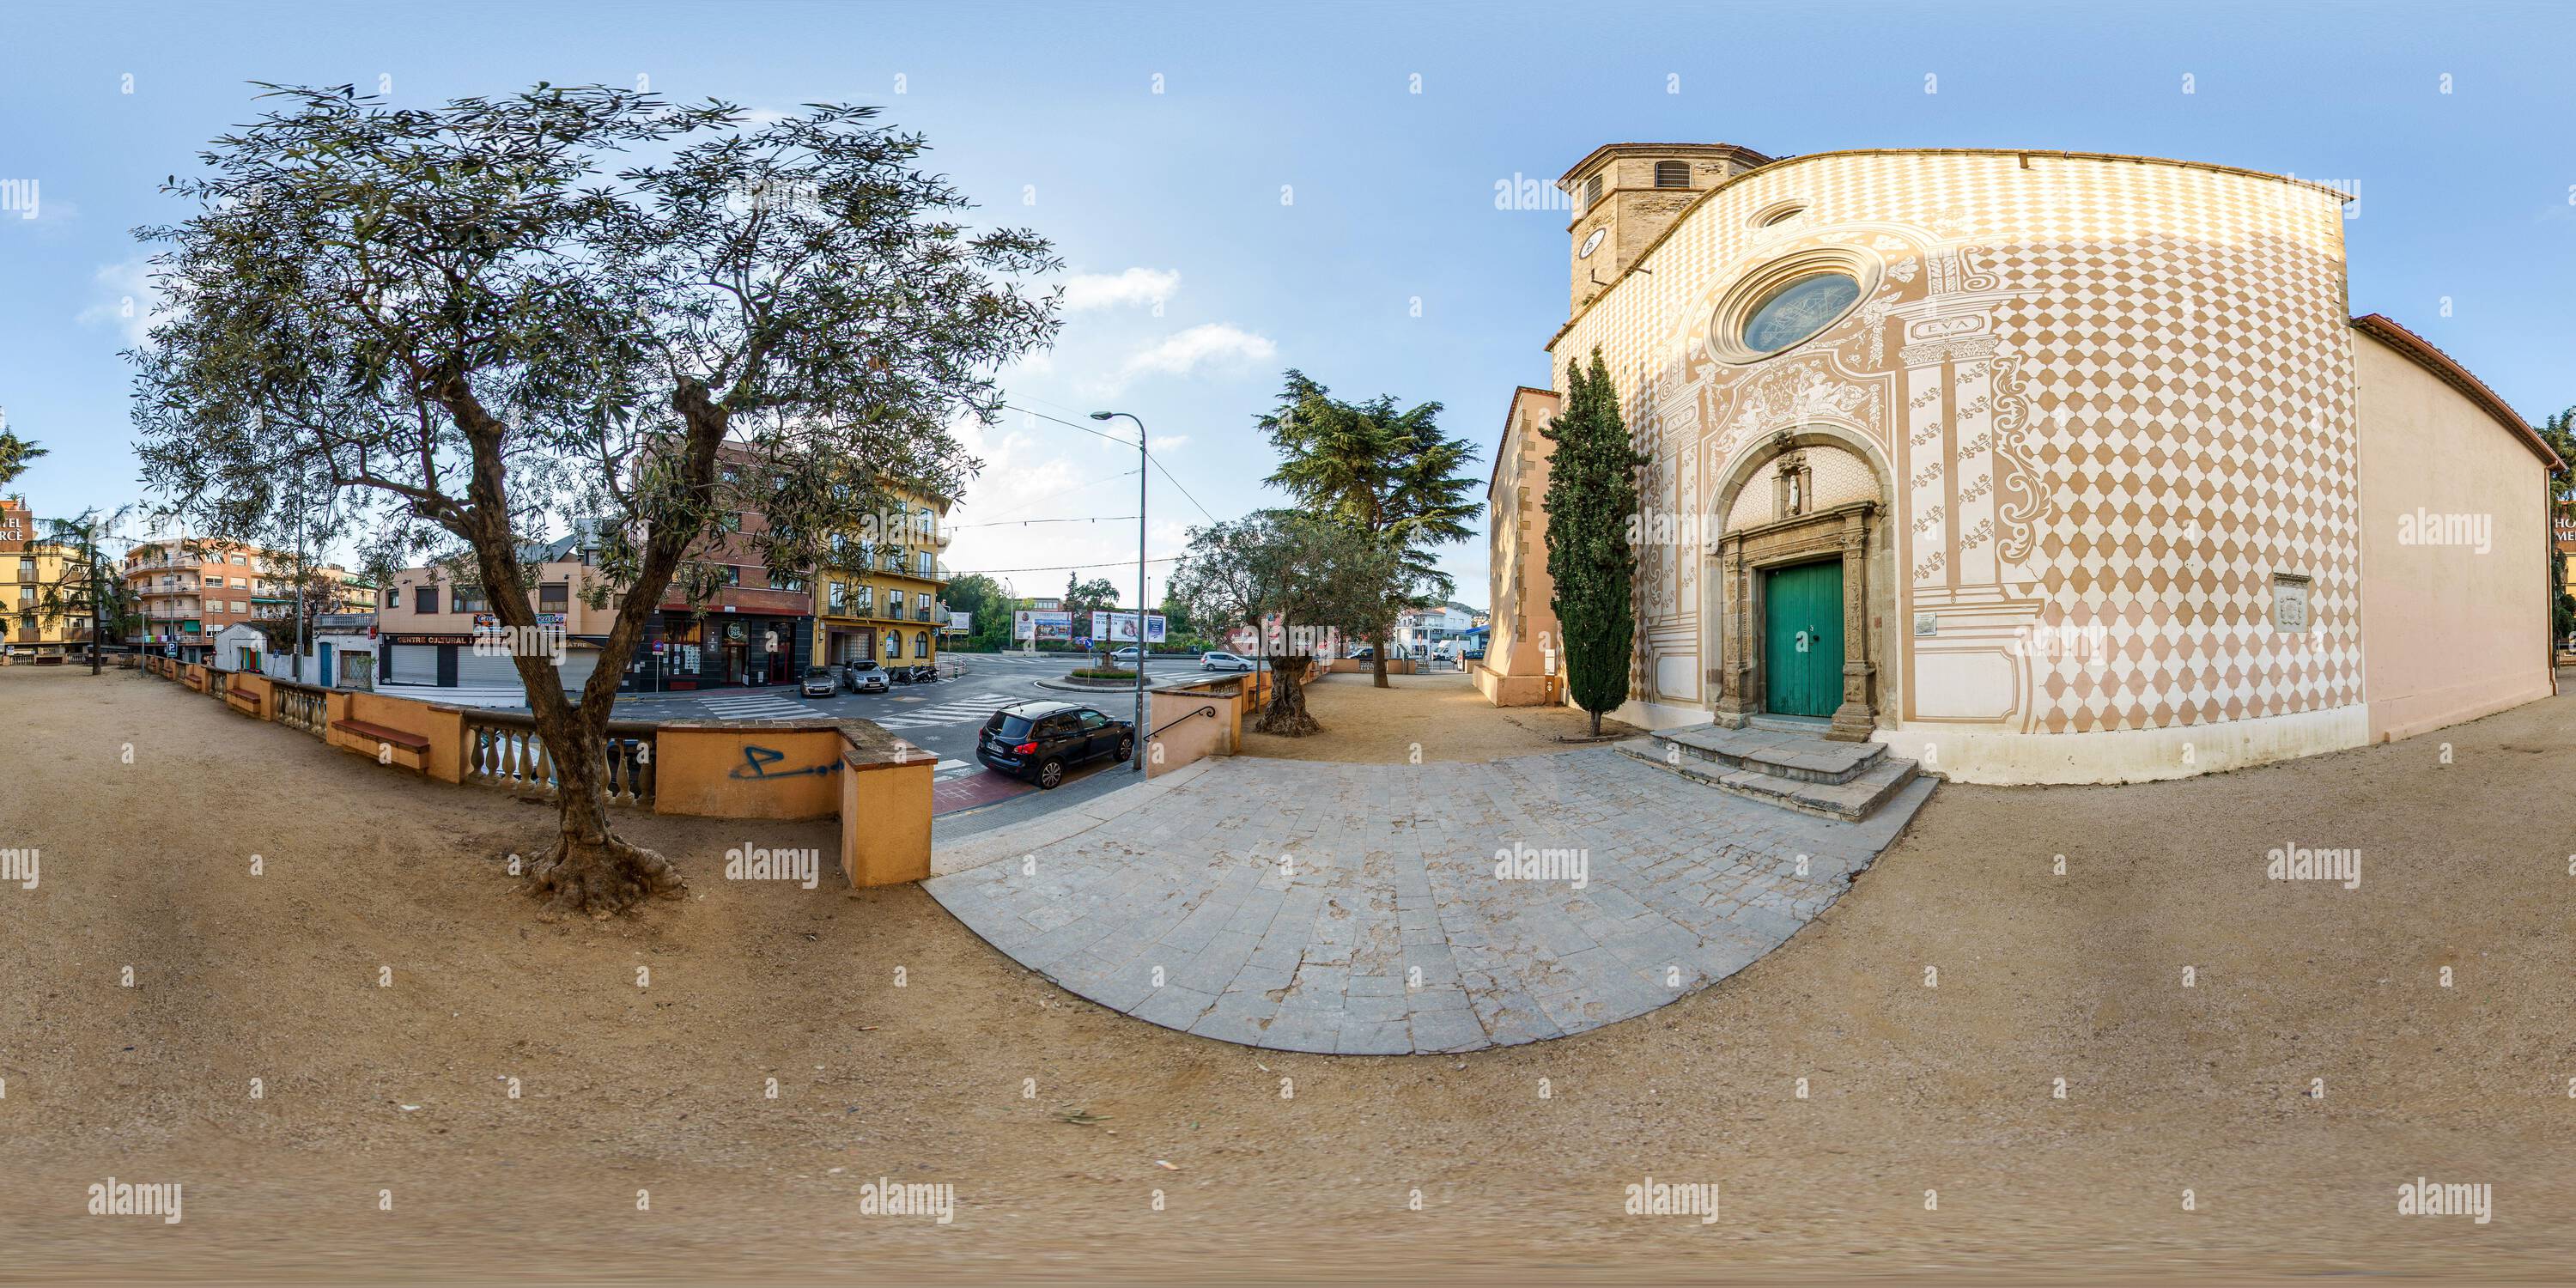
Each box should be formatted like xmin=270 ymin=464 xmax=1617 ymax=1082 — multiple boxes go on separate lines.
xmin=1012 ymin=610 xmax=1072 ymax=642
xmin=1090 ymin=611 xmax=1168 ymax=645
xmin=946 ymin=611 xmax=972 ymax=635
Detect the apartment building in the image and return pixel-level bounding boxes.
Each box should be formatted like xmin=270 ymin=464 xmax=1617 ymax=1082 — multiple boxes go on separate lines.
xmin=124 ymin=536 xmax=373 ymax=662
xmin=372 ymin=451 xmax=953 ymax=696
xmin=812 ymin=487 xmax=952 ymax=670
xmin=377 ymin=536 xmax=623 ymax=693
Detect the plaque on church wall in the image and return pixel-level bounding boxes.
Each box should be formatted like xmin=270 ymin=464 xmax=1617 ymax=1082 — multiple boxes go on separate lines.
xmin=2271 ymin=574 xmax=2312 ymax=632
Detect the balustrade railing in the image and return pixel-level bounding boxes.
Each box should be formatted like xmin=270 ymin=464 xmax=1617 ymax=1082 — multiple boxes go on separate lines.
xmin=273 ymin=681 xmax=328 ymax=735
xmin=463 ymin=710 xmax=656 ymax=809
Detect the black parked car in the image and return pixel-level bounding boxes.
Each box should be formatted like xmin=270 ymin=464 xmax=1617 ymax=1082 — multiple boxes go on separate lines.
xmin=975 ymin=700 xmax=1134 ymax=789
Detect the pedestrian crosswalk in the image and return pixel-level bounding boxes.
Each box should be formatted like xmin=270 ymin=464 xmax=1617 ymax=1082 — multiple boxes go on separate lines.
xmin=932 ymin=758 xmax=974 ymax=781
xmin=696 ymin=691 xmax=835 ymax=721
xmin=866 ymin=690 xmax=1022 ymax=731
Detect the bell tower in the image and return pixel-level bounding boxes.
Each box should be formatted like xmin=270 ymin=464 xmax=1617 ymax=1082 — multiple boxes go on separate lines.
xmin=1562 ymin=143 xmax=1771 ymax=317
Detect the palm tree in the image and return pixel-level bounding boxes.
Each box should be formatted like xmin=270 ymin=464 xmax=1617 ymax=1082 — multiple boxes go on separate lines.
xmin=1260 ymin=371 xmax=1481 ymax=688
xmin=34 ymin=507 xmax=137 ymax=675
xmin=0 ymin=423 xmax=45 ymax=488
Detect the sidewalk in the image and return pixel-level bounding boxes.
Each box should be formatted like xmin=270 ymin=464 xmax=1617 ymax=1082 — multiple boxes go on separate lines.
xmin=924 ymin=746 xmax=1919 ymax=1054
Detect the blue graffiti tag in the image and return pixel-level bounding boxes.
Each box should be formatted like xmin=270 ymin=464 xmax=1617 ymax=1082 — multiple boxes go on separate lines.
xmin=728 ymin=744 xmax=836 ymax=781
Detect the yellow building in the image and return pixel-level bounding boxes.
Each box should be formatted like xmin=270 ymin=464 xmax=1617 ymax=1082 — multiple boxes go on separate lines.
xmin=2 ymin=497 xmax=85 ymax=662
xmin=812 ymin=488 xmax=952 ymax=668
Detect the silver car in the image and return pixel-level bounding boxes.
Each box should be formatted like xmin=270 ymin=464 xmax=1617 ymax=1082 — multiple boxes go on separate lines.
xmin=1200 ymin=650 xmax=1255 ymax=671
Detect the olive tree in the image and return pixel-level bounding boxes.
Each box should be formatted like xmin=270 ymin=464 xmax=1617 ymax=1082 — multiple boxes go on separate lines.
xmin=131 ymin=84 xmax=1059 ymax=916
xmin=1166 ymin=509 xmax=1398 ymax=736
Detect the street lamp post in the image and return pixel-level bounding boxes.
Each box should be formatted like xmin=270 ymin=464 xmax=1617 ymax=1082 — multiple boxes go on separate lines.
xmin=1091 ymin=410 xmax=1148 ymax=774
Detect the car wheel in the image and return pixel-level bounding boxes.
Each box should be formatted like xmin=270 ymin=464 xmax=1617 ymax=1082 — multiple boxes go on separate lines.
xmin=1036 ymin=758 xmax=1065 ymax=789
xmin=1116 ymin=736 xmax=1133 ymax=761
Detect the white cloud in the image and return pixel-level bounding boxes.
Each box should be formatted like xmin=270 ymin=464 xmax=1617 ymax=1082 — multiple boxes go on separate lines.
xmin=77 ymin=257 xmax=173 ymax=347
xmin=1115 ymin=323 xmax=1275 ymax=382
xmin=0 ymin=194 xmax=75 ymax=228
xmin=1062 ymin=266 xmax=1180 ymax=311
xmin=1148 ymin=434 xmax=1189 ymax=453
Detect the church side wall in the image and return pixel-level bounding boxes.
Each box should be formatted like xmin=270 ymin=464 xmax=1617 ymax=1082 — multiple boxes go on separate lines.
xmin=2351 ymin=332 xmax=2555 ymax=743
xmin=1479 ymin=396 xmax=1563 ymax=707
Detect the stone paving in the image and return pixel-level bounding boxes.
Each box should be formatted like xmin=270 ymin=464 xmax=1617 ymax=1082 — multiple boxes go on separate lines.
xmin=923 ymin=747 xmax=1934 ymax=1054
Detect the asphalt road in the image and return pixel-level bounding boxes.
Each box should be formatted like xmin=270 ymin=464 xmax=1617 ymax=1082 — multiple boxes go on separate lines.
xmin=593 ymin=653 xmax=1232 ymax=823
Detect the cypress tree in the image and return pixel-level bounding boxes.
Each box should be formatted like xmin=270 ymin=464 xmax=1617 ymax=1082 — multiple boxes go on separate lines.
xmin=1542 ymin=348 xmax=1647 ymax=735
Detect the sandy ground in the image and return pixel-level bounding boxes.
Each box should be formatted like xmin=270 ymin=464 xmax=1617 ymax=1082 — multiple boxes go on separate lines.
xmin=3 ymin=663 xmax=2574 ymax=1284
xmin=1238 ymin=668 xmax=1638 ymax=763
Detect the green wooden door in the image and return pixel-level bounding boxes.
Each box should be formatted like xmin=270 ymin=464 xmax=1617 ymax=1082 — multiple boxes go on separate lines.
xmin=1762 ymin=560 xmax=1844 ymax=718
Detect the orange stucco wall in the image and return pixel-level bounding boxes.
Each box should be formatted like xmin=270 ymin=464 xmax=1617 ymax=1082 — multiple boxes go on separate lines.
xmin=144 ymin=659 xmax=935 ymax=887
xmin=841 ymin=755 xmax=933 ymax=886
xmin=328 ymin=690 xmax=467 ymax=780
xmin=1146 ymin=680 xmax=1240 ymax=778
xmin=653 ymin=725 xmax=846 ymax=820
xmin=2353 ymin=331 xmax=2555 ymax=742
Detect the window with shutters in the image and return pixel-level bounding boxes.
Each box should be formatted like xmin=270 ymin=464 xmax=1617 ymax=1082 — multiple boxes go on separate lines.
xmin=1654 ymin=160 xmax=1688 ymax=188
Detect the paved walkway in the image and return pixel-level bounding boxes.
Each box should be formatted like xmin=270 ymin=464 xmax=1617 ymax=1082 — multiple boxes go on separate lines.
xmin=925 ymin=748 xmax=1933 ymax=1054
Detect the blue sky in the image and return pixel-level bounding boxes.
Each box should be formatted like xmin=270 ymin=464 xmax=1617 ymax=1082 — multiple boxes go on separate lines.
xmin=3 ymin=0 xmax=2571 ymax=605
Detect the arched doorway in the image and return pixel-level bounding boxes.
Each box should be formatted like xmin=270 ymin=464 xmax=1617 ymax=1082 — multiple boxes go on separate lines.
xmin=1704 ymin=432 xmax=1893 ymax=742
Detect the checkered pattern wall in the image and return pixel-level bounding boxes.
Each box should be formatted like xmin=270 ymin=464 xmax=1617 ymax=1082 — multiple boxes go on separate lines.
xmin=1556 ymin=149 xmax=2361 ymax=734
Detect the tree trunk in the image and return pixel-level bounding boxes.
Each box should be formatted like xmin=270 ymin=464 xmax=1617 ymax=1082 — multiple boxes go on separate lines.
xmin=1255 ymin=653 xmax=1321 ymax=736
xmin=525 ymin=697 xmax=684 ymax=918
xmin=1372 ymin=629 xmax=1389 ymax=689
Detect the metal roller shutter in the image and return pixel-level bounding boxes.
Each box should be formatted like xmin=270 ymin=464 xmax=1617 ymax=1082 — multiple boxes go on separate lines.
xmin=386 ymin=644 xmax=440 ymax=683
xmin=455 ymin=648 xmax=521 ymax=687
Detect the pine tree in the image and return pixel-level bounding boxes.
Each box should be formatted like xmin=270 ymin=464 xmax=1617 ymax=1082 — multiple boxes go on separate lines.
xmin=1542 ymin=348 xmax=1646 ymax=735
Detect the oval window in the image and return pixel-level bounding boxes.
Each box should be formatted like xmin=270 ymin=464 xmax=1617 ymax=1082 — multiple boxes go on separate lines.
xmin=1740 ymin=272 xmax=1861 ymax=355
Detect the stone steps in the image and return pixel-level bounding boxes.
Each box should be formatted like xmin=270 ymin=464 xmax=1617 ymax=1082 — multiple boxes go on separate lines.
xmin=1648 ymin=721 xmax=1886 ymax=785
xmin=1613 ymin=721 xmax=1927 ymax=823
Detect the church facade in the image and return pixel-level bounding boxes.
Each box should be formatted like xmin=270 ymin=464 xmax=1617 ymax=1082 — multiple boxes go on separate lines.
xmin=1480 ymin=143 xmax=2563 ymax=784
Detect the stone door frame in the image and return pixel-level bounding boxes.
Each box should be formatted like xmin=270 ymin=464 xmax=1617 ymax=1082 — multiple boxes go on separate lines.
xmin=1708 ymin=495 xmax=1883 ymax=742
